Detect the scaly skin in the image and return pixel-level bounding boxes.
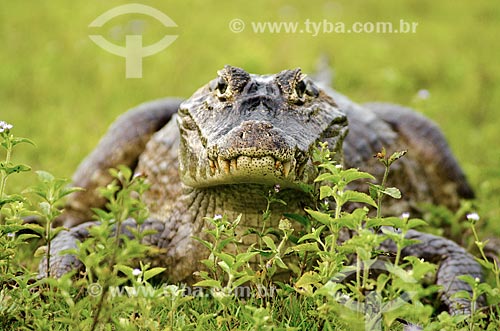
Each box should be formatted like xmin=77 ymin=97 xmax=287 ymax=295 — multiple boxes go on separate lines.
xmin=40 ymin=66 xmax=480 ymax=314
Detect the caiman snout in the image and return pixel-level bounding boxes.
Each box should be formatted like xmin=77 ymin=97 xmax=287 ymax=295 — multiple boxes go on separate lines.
xmin=203 ymin=118 xmax=301 ymax=181
xmin=228 ymin=120 xmax=281 ymax=150
xmin=212 ymin=120 xmax=294 ymax=160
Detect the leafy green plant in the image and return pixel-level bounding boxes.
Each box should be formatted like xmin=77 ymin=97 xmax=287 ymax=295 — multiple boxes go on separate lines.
xmin=30 ymin=171 xmax=82 ymax=278
xmin=69 ymin=166 xmax=165 ymax=331
xmin=285 ymin=143 xmax=434 ymax=329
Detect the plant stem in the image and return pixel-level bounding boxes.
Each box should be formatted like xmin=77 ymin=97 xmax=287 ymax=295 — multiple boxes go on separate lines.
xmin=0 ymin=142 xmax=12 ymax=199
xmin=394 ymin=242 xmax=402 ymax=267
xmin=45 ymin=214 xmax=52 ymax=278
xmin=471 ymin=222 xmax=500 ymax=287
xmin=376 ymin=165 xmax=390 ymax=219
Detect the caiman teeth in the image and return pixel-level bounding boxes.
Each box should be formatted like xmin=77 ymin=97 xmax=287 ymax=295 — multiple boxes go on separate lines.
xmin=222 ymin=160 xmax=230 ymax=174
xmin=209 ymin=156 xmax=298 ymax=178
xmin=209 ymin=159 xmax=217 ymax=175
xmin=297 ymin=161 xmax=306 ymax=178
xmin=283 ymin=161 xmax=291 ymax=178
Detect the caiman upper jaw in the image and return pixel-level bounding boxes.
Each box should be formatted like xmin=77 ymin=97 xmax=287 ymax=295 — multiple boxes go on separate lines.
xmin=207 ymin=153 xmax=307 ymax=179
xmin=201 ymin=119 xmax=309 ymax=183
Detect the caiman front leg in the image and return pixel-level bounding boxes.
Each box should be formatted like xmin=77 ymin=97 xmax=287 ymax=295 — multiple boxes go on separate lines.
xmin=382 ymin=229 xmax=483 ymax=315
xmin=39 ymin=98 xmax=183 ymax=278
xmin=57 ymin=98 xmax=183 ymax=228
xmin=39 ymin=218 xmax=154 ymax=278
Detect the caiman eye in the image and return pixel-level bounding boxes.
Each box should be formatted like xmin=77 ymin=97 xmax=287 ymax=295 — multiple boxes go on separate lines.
xmin=305 ymin=81 xmax=319 ymax=97
xmin=295 ymin=80 xmax=307 ymax=98
xmin=216 ymin=76 xmax=228 ymax=94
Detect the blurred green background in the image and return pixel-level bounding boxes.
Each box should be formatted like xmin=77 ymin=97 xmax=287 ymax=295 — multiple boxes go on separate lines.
xmin=1 ymin=1 xmax=499 ymax=227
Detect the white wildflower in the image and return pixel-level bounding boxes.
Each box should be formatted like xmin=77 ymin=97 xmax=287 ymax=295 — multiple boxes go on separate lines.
xmin=475 ymin=277 xmax=480 ymax=283
xmin=132 ymin=268 xmax=141 ymax=276
xmin=466 ymin=212 xmax=480 ymax=222
xmin=401 ymin=212 xmax=410 ymax=219
xmin=0 ymin=121 xmax=13 ymax=133
xmin=335 ymin=164 xmax=343 ymax=169
xmin=213 ymin=214 xmax=223 ymax=220
xmin=417 ymin=89 xmax=430 ymax=100
xmin=273 ymin=184 xmax=281 ymax=193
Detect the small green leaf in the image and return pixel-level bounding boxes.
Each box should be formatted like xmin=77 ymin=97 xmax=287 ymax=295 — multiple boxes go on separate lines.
xmin=48 ymin=227 xmax=68 ymax=240
xmin=1 ymin=163 xmax=31 ymax=175
xmin=457 ymin=274 xmax=479 ymax=287
xmin=17 ymin=233 xmax=40 ymax=241
xmin=476 ymin=258 xmax=494 ymax=270
xmin=368 ymin=184 xmax=402 ymax=200
xmin=285 ymin=242 xmax=320 ymax=255
xmin=319 ymin=186 xmax=333 ymax=200
xmin=388 ymin=150 xmax=407 ymax=164
xmin=217 ymin=252 xmax=235 ymax=268
xmin=36 ymin=170 xmax=55 ymax=182
xmin=297 ymin=225 xmax=325 ymax=243
xmin=92 ymin=208 xmax=111 ymax=221
xmin=143 ymin=267 xmax=166 ymax=281
xmin=217 ymin=261 xmax=231 ymax=274
xmin=23 ymin=223 xmax=45 ymax=235
xmin=296 ymin=182 xmax=314 ymax=194
xmin=262 ymin=236 xmax=276 ymax=251
xmin=365 ymin=217 xmax=400 ymax=228
xmin=385 ymin=263 xmax=418 ymax=284
xmin=341 ymin=191 xmax=378 ymax=208
xmin=232 ymin=275 xmax=255 ymax=288
xmin=193 ymin=279 xmax=221 ymax=288
xmin=234 ymin=251 xmax=259 ymax=265
xmin=0 ymin=194 xmax=24 ymax=207
xmin=294 ymin=271 xmax=321 ymax=296
xmin=59 ymin=186 xmax=84 ymax=199
xmin=383 ymin=187 xmax=402 ymax=199
xmin=116 ymin=265 xmax=134 ymax=278
xmin=314 ymin=173 xmax=340 ymax=183
xmin=11 ymin=137 xmax=36 ymax=147
xmin=274 ymin=256 xmax=287 ymax=269
xmin=451 ymin=290 xmax=472 ymax=300
xmin=305 ymin=208 xmax=335 ymax=225
xmin=216 ymin=237 xmax=236 ymax=251
xmin=34 ymin=245 xmax=47 ymax=257
xmin=368 ymin=184 xmax=379 ymax=200
xmin=341 ymin=169 xmax=376 ymax=185
xmin=407 ymin=218 xmax=428 ymax=228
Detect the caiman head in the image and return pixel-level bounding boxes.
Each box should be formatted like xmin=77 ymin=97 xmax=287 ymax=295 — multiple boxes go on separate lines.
xmin=177 ymin=65 xmax=348 ymax=190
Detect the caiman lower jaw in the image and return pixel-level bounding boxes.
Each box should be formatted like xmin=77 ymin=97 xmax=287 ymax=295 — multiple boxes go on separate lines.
xmin=197 ymin=155 xmax=311 ymax=188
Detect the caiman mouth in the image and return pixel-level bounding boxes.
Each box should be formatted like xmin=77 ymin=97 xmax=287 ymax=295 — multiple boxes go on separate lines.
xmin=178 ymin=110 xmax=317 ymax=188
xmin=206 ymin=152 xmax=309 ymax=184
xmin=200 ymin=119 xmax=312 ymax=187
